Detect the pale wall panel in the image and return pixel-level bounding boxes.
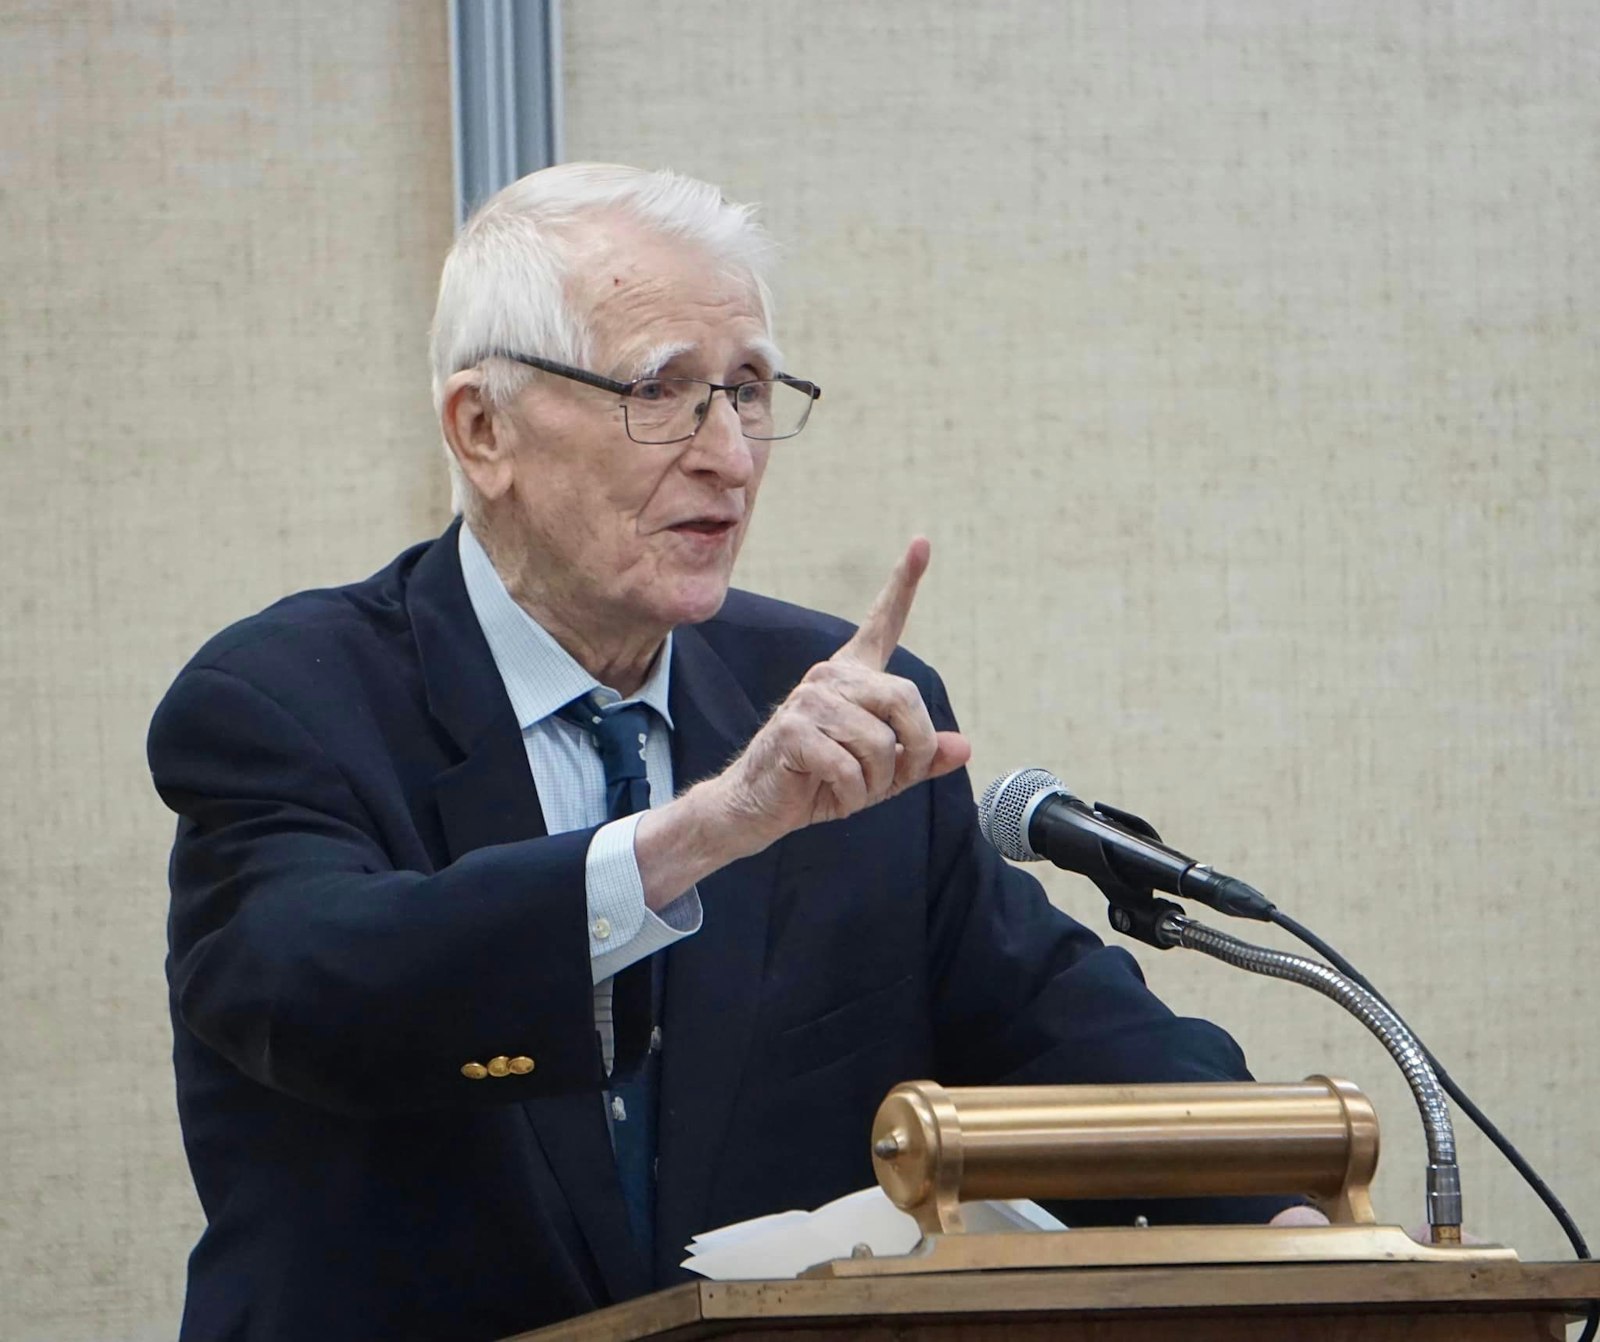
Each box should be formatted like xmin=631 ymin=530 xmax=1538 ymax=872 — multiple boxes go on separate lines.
xmin=0 ymin=3 xmax=452 ymax=1338
xmin=564 ymin=0 xmax=1599 ymax=1260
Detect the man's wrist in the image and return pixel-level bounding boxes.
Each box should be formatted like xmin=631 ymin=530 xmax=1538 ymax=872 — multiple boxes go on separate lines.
xmin=634 ymin=779 xmax=762 ymax=911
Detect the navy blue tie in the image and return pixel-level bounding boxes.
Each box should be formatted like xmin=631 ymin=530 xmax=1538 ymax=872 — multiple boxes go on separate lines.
xmin=557 ymin=694 xmax=654 ymax=822
xmin=556 ymin=692 xmax=663 ymax=1266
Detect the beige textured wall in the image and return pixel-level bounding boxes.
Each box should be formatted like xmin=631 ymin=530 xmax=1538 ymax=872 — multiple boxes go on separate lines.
xmin=4 ymin=2 xmax=1597 ymax=1338
xmin=0 ymin=2 xmax=453 ymax=1338
xmin=563 ymin=0 xmax=1599 ymax=1262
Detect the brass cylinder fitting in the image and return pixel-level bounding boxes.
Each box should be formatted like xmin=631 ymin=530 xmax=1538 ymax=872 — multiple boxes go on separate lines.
xmin=871 ymin=1076 xmax=1379 ymax=1235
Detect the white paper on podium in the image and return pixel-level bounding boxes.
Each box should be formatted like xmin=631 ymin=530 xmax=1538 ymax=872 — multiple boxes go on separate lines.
xmin=681 ymin=1187 xmax=1066 ymax=1280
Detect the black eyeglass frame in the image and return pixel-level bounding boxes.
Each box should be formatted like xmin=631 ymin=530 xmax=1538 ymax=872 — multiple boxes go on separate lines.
xmin=477 ymin=349 xmax=822 ymax=445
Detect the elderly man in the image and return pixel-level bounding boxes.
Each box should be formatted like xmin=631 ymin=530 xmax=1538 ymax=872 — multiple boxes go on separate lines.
xmin=149 ymin=164 xmax=1293 ymax=1342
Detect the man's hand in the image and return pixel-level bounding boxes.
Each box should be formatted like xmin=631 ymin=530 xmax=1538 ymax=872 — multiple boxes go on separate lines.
xmin=1269 ymin=1205 xmax=1332 ymax=1228
xmin=635 ymin=538 xmax=972 ymax=908
xmin=712 ymin=537 xmax=971 ymax=845
xmin=1267 ymin=1205 xmax=1483 ymax=1245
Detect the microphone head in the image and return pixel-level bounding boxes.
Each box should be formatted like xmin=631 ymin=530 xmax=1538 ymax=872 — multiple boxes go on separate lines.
xmin=978 ymin=767 xmax=1076 ymax=861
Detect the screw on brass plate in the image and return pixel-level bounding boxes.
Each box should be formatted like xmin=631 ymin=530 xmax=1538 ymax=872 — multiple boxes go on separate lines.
xmin=873 ymin=1130 xmax=906 ymax=1160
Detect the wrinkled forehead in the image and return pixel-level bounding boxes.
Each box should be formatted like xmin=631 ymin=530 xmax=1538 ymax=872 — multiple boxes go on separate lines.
xmin=567 ymin=217 xmax=775 ymax=376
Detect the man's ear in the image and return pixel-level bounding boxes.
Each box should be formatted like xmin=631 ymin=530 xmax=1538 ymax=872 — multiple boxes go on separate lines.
xmin=441 ymin=371 xmax=516 ymax=502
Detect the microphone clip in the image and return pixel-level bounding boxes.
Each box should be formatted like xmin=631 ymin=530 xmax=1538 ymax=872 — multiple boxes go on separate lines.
xmin=1080 ymin=802 xmax=1185 ymax=950
xmin=1105 ymin=893 xmax=1186 ymax=949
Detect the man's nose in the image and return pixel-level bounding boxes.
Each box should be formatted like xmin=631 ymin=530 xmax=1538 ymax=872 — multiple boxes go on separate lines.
xmin=682 ymin=390 xmax=754 ymax=483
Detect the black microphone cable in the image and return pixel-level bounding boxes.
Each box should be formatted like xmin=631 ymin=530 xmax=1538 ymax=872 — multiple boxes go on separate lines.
xmin=1262 ymin=906 xmax=1596 ymax=1342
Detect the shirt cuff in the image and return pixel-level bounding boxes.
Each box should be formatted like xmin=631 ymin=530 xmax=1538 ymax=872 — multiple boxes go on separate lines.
xmin=586 ymin=812 xmax=703 ymax=984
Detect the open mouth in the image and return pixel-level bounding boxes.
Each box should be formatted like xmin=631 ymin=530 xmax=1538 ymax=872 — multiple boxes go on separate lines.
xmin=672 ymin=519 xmax=737 ymax=537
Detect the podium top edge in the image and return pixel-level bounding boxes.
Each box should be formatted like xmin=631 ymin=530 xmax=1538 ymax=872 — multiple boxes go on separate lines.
xmin=507 ymin=1261 xmax=1600 ymax=1341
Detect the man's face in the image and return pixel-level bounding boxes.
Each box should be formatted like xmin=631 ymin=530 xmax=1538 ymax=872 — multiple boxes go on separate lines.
xmin=495 ymin=225 xmax=775 ymax=649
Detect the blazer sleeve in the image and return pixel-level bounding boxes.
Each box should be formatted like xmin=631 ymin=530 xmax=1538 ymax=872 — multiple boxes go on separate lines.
xmin=150 ymin=664 xmax=604 ymax=1118
xmin=915 ymin=665 xmax=1298 ymax=1225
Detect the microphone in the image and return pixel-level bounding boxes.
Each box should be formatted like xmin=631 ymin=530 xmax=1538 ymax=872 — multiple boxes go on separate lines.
xmin=978 ymin=767 xmax=1274 ymax=921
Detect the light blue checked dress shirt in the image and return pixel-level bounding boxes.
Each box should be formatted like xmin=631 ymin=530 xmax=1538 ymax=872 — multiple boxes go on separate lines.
xmin=457 ymin=523 xmax=703 ymax=1074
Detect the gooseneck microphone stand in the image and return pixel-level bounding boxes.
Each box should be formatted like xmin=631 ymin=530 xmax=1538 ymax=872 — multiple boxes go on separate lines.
xmin=1112 ymin=895 xmax=1462 ymax=1242
xmin=979 ymin=769 xmax=1463 ymax=1241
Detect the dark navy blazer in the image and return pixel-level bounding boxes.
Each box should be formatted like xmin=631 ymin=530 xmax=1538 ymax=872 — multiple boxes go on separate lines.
xmin=149 ymin=520 xmax=1287 ymax=1341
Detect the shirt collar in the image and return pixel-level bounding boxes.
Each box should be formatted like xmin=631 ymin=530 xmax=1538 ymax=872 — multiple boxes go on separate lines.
xmin=457 ymin=521 xmax=674 ymax=730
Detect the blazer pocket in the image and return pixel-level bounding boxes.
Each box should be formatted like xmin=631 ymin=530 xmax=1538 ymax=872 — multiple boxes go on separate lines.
xmin=770 ymin=974 xmax=915 ymax=1081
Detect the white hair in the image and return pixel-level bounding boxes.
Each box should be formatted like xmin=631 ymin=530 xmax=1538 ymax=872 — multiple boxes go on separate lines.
xmin=428 ymin=162 xmax=777 ymax=514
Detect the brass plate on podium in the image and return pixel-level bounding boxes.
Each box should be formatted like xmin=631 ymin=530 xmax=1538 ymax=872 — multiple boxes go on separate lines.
xmin=804 ymin=1223 xmax=1518 ymax=1278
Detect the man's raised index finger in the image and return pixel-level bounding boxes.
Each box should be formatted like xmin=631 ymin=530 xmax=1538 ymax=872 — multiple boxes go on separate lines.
xmin=836 ymin=537 xmax=931 ymax=671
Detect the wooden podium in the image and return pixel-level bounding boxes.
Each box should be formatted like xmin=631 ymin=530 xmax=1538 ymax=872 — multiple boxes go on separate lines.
xmin=506 ymin=1260 xmax=1600 ymax=1341
xmin=508 ymin=1079 xmax=1597 ymax=1339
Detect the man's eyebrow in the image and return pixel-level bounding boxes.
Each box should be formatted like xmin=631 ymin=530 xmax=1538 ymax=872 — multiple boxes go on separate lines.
xmin=614 ymin=341 xmax=695 ymax=380
xmin=746 ymin=337 xmax=785 ymax=373
xmin=612 ymin=337 xmax=788 ymax=382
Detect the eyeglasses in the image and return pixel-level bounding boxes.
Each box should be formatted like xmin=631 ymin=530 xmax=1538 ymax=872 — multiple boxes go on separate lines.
xmin=479 ymin=350 xmax=821 ymax=445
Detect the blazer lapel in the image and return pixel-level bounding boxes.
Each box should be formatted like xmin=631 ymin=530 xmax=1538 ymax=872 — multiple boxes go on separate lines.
xmin=653 ymin=622 xmax=782 ymax=1281
xmin=407 ymin=519 xmax=650 ymax=1305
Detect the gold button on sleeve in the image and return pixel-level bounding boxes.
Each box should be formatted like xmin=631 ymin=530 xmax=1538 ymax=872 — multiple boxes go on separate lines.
xmin=509 ymin=1056 xmax=534 ymax=1075
xmin=461 ymin=1062 xmax=488 ymax=1080
xmin=487 ymin=1055 xmax=510 ymax=1078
